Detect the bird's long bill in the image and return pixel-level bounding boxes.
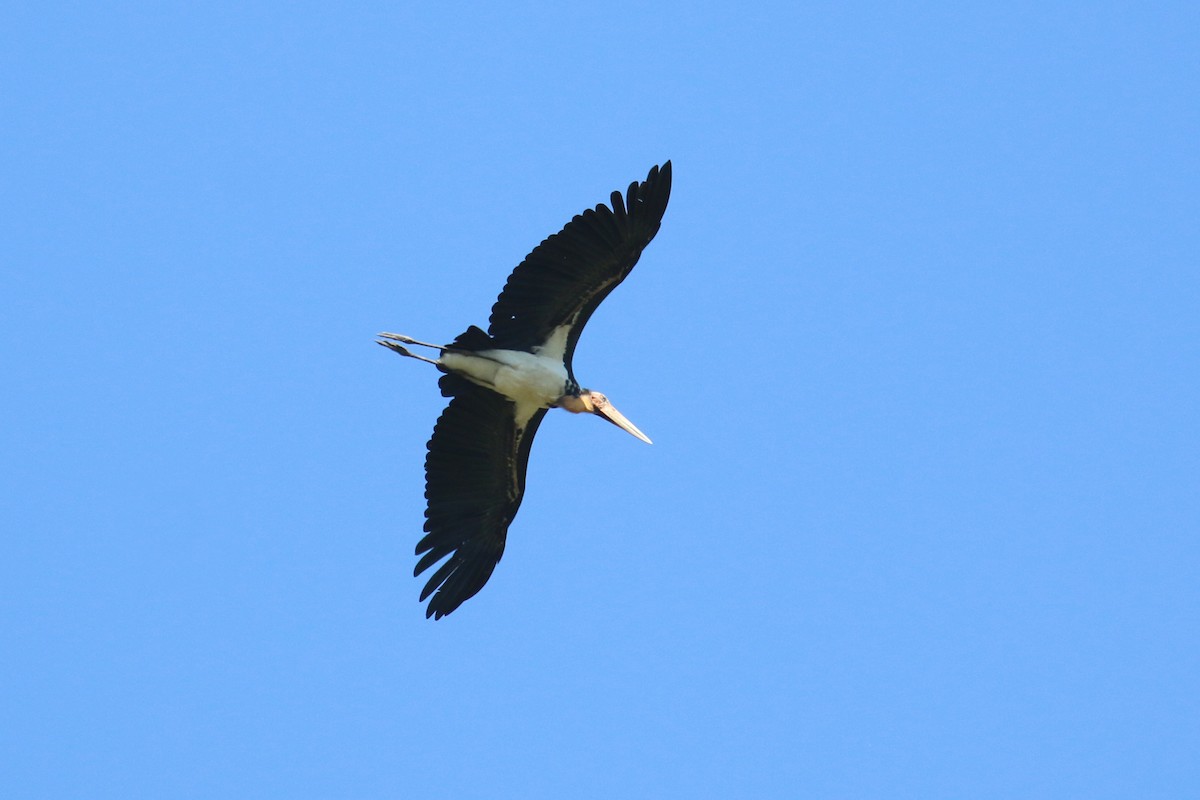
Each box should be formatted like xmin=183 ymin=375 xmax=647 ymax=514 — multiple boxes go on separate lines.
xmin=595 ymin=401 xmax=653 ymax=444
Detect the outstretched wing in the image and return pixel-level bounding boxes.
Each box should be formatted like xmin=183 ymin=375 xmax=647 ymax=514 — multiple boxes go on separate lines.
xmin=416 ymin=384 xmax=547 ymax=619
xmin=487 ymin=162 xmax=672 ymax=376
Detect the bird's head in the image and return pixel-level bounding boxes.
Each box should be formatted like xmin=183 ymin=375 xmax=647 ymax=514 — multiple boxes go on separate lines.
xmin=558 ymin=390 xmax=652 ymax=444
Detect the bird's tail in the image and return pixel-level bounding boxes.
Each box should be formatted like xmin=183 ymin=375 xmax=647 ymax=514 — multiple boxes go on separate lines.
xmin=377 ymin=326 xmax=497 ymax=397
xmin=446 ymin=325 xmax=494 ymax=352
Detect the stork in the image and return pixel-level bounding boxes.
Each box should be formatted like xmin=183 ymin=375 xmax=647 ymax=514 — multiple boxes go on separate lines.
xmin=378 ymin=162 xmax=672 ymax=619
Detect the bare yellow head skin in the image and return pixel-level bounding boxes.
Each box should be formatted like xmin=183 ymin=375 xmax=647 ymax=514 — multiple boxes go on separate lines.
xmin=557 ymin=390 xmax=652 ymax=444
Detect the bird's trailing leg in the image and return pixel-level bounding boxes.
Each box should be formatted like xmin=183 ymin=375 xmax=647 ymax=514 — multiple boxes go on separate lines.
xmin=377 ymin=333 xmax=440 ymax=365
xmin=378 ymin=332 xmax=444 ymax=350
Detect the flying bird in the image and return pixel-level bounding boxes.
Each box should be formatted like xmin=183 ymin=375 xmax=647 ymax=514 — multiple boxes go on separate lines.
xmin=378 ymin=162 xmax=672 ymax=619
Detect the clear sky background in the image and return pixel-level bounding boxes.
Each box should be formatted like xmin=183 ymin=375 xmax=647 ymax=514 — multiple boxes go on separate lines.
xmin=3 ymin=2 xmax=1197 ymax=798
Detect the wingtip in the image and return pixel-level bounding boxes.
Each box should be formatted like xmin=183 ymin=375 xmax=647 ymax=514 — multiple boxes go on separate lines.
xmin=645 ymin=160 xmax=672 ymax=201
xmin=423 ymin=593 xmax=461 ymax=620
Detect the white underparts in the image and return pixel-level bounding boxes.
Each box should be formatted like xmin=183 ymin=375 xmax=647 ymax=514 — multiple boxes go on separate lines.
xmin=440 ymin=349 xmax=569 ymax=411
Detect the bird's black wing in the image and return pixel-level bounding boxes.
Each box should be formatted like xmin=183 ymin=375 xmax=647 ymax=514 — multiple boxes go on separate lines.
xmin=415 ymin=383 xmax=547 ymax=619
xmin=487 ymin=162 xmax=672 ymax=378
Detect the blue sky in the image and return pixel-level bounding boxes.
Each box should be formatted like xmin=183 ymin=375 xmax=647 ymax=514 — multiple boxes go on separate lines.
xmin=3 ymin=2 xmax=1197 ymax=797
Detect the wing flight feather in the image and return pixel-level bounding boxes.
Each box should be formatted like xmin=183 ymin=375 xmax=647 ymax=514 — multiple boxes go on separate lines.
xmin=417 ymin=384 xmax=547 ymax=619
xmin=487 ymin=162 xmax=672 ymax=376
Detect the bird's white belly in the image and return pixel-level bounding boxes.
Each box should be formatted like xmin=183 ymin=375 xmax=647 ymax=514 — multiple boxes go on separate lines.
xmin=441 ymin=349 xmax=567 ymax=408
